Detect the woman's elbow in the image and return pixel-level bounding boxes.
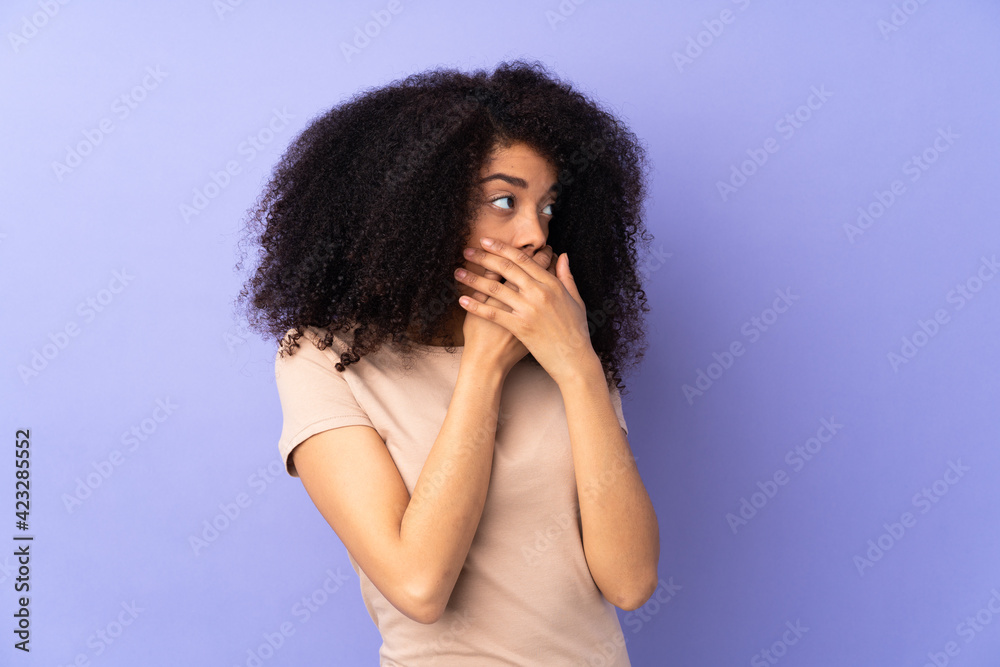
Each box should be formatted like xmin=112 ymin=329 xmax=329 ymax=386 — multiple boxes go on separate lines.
xmin=400 ymin=605 xmax=444 ymax=625
xmin=610 ymin=574 xmax=660 ymax=611
xmin=404 ymin=600 xmax=446 ymax=625
xmin=398 ymin=579 xmax=449 ymax=625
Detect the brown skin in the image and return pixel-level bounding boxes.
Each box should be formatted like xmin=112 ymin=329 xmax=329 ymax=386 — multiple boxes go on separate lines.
xmin=459 ymin=231 xmax=661 ymax=608
xmin=455 ymin=142 xmax=660 ymax=608
xmin=413 ymin=140 xmax=559 ymax=374
xmin=293 ymin=142 xmax=658 ymax=627
xmin=454 ymin=142 xmax=561 ymax=376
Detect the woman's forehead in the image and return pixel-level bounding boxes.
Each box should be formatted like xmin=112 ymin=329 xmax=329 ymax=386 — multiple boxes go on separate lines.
xmin=480 ymin=143 xmax=558 ymax=181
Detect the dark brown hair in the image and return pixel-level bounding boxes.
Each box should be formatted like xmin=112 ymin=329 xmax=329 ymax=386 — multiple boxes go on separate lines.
xmin=235 ymin=58 xmax=653 ymax=394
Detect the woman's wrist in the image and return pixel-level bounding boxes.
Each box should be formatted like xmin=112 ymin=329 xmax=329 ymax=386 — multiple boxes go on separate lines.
xmin=458 ymin=350 xmax=510 ymax=387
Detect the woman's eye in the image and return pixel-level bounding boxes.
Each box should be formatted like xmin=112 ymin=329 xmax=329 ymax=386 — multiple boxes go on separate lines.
xmin=491 ymin=195 xmax=514 ymax=210
xmin=542 ymin=203 xmax=554 ymax=216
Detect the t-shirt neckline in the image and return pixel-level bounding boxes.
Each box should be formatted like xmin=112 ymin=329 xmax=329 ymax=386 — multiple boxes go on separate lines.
xmin=395 ymin=333 xmax=464 ymax=353
xmin=405 ymin=341 xmax=464 ymax=353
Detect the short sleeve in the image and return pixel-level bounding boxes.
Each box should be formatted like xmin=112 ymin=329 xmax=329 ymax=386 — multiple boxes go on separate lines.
xmin=274 ymin=329 xmax=375 ymax=477
xmin=609 ymin=383 xmax=629 ymax=436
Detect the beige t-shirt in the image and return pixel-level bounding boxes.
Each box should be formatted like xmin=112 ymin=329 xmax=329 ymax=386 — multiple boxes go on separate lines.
xmin=275 ymin=325 xmax=632 ymax=666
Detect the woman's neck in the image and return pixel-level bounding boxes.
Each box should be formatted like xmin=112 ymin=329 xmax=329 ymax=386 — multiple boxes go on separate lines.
xmin=407 ymin=310 xmax=465 ymax=347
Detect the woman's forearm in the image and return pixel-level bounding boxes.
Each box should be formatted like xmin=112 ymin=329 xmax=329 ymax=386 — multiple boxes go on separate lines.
xmin=398 ymin=354 xmax=507 ymax=622
xmin=558 ymin=354 xmax=660 ymax=610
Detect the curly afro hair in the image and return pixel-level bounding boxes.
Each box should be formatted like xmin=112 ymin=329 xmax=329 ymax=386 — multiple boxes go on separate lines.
xmin=235 ymin=58 xmax=653 ymax=396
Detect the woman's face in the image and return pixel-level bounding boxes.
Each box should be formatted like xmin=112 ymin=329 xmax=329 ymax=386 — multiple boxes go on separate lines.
xmin=457 ymin=141 xmax=560 ymax=301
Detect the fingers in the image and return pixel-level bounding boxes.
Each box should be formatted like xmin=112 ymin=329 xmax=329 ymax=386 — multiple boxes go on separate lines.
xmin=545 ymin=250 xmax=558 ymax=277
xmin=457 ymin=243 xmax=555 ymax=311
xmin=486 ymin=268 xmax=509 ymax=289
xmin=455 ymin=259 xmax=500 ymax=306
xmin=536 ymin=245 xmax=554 ymax=270
xmin=467 ymin=237 xmax=547 ymax=291
xmin=535 ymin=246 xmax=557 ymax=279
xmin=482 ymin=270 xmax=512 ymax=310
xmin=461 ymin=263 xmax=489 ymax=303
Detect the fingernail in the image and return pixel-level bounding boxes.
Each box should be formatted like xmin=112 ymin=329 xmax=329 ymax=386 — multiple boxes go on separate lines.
xmin=480 ymin=237 xmax=493 ymax=247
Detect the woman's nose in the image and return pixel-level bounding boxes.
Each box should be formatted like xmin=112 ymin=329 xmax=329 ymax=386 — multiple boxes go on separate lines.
xmin=515 ymin=214 xmax=547 ymax=255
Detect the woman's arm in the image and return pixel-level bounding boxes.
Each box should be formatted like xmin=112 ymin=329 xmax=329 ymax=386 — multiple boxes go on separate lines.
xmin=452 ymin=237 xmax=660 ymax=608
xmin=293 ymin=354 xmax=507 ymax=624
xmin=557 ymin=353 xmax=660 ymax=611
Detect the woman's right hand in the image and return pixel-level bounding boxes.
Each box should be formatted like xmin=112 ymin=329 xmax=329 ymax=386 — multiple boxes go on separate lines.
xmin=459 ymin=244 xmax=556 ymax=376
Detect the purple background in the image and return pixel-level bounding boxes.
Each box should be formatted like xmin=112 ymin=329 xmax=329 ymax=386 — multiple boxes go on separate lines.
xmin=3 ymin=0 xmax=999 ymax=665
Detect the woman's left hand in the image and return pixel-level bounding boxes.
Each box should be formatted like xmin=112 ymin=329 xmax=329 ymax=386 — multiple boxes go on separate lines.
xmin=456 ymin=236 xmax=595 ymax=384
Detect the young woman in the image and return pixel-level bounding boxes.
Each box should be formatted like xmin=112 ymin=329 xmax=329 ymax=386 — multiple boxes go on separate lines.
xmin=237 ymin=59 xmax=659 ymax=666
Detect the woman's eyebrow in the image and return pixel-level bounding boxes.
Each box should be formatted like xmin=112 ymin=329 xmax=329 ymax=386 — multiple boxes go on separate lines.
xmin=477 ymin=173 xmax=559 ymax=194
